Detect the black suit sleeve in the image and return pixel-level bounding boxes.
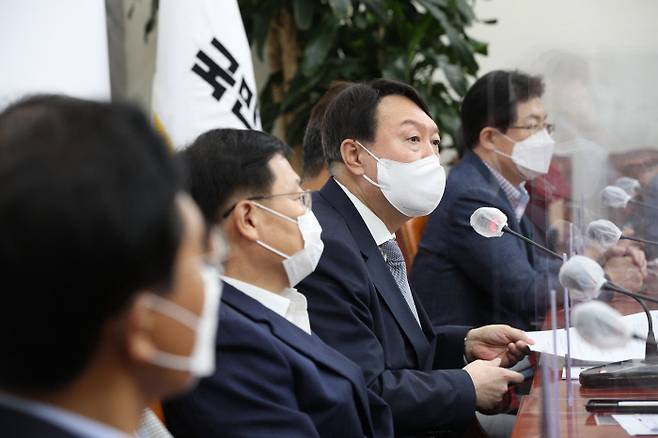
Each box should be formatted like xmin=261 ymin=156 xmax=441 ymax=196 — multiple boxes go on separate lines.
xmin=300 ymin=230 xmax=476 ymax=435
xmin=164 ymin=315 xmax=320 ymax=438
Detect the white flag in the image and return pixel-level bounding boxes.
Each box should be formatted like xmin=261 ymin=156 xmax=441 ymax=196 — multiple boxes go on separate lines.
xmin=152 ymin=0 xmax=261 ymax=149
xmin=0 ymin=0 xmax=110 ymax=109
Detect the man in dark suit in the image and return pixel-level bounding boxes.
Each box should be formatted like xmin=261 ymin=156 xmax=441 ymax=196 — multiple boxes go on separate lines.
xmin=164 ymin=129 xmax=393 ymax=437
xmin=0 ymin=96 xmax=219 ymax=436
xmin=297 ymin=79 xmax=532 ymax=436
xmin=411 ymin=70 xmax=558 ymax=331
xmin=410 ymin=70 xmax=645 ymax=331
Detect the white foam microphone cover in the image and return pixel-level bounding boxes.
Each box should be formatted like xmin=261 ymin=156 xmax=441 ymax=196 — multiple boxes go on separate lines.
xmin=559 ymin=255 xmax=606 ymax=301
xmin=470 ymin=207 xmax=508 ymax=238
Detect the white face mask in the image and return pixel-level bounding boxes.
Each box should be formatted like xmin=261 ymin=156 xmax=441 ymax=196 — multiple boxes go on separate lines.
xmin=254 ymin=204 xmax=324 ymax=287
xmin=357 ymin=141 xmax=446 ymax=217
xmin=493 ymin=129 xmax=555 ymax=180
xmin=145 ymin=265 xmax=222 ymax=378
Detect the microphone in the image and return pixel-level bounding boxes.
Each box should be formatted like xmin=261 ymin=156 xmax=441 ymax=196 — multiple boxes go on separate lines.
xmin=559 ymin=255 xmax=658 ymax=305
xmin=572 ymin=300 xmax=652 ymax=348
xmin=470 ymin=207 xmax=562 ymax=259
xmin=602 ymin=185 xmax=658 ymax=211
xmin=586 ymin=219 xmax=658 ymax=248
xmin=558 ymin=255 xmax=606 ymax=301
xmin=615 ymin=176 xmax=642 ymax=197
xmin=559 ymin=255 xmax=658 ymax=362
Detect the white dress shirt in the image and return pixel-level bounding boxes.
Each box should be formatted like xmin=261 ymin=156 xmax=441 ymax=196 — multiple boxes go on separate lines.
xmin=334 ymin=178 xmax=396 ymax=245
xmin=0 ymin=392 xmax=134 ymax=438
xmin=222 ymin=276 xmax=312 ymax=334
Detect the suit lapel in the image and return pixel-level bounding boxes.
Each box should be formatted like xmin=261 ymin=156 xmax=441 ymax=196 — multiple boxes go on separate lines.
xmin=318 ymin=179 xmax=432 ymax=364
xmin=221 ymin=283 xmax=369 ymax=405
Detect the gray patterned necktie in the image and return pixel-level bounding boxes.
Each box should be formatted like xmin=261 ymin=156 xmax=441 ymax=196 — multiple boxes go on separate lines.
xmin=379 ymin=239 xmax=421 ymax=326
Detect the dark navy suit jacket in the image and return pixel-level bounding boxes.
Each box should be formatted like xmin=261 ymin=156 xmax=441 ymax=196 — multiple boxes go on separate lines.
xmin=297 ymin=179 xmax=476 ymax=436
xmin=411 ymin=151 xmax=561 ymax=331
xmin=0 ymin=403 xmax=80 ymax=438
xmin=164 ymin=282 xmax=393 ymax=438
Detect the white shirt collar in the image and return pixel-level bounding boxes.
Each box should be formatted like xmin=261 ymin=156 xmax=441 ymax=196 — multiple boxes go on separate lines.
xmin=222 ymin=276 xmax=311 ymax=334
xmin=334 ymin=178 xmax=396 ymax=246
xmin=0 ymin=392 xmax=135 ymax=438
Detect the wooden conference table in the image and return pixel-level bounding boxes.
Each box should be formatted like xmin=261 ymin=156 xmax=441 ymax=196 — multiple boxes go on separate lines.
xmin=511 ymin=281 xmax=658 ymax=437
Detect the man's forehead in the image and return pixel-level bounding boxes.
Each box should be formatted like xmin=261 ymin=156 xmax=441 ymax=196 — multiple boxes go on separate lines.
xmin=268 ymin=154 xmax=300 ymax=188
xmin=376 ymin=95 xmax=437 ymax=132
xmin=516 ymin=97 xmax=546 ymax=120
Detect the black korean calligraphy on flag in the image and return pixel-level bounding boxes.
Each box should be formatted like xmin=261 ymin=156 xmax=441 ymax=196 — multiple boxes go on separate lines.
xmin=151 ymin=0 xmax=261 ymax=149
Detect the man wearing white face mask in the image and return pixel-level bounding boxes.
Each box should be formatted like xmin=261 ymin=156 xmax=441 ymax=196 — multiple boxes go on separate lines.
xmin=0 ymin=96 xmax=221 ymax=437
xmin=412 ymin=70 xmax=562 ymax=333
xmin=163 ymin=128 xmax=394 ymax=438
xmin=297 ymin=79 xmax=533 ymax=437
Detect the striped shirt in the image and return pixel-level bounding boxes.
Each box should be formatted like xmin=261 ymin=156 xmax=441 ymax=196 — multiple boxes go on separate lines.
xmin=483 ymin=162 xmax=529 ymax=221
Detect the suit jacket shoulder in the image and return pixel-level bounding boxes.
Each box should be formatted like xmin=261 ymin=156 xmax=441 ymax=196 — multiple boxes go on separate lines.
xmin=164 ymin=282 xmax=393 ymax=438
xmin=0 ymin=403 xmax=83 ymax=438
xmin=412 ymin=151 xmax=557 ymax=330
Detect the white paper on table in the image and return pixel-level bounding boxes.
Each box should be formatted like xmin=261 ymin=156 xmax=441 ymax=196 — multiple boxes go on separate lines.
xmin=612 ymin=414 xmax=658 ymax=435
xmin=526 ymin=310 xmax=658 ymax=362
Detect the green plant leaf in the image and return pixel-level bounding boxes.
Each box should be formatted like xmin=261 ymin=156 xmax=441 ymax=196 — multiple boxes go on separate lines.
xmin=361 ymin=0 xmax=389 ymax=22
xmin=328 ymin=0 xmax=353 ymax=19
xmin=293 ymin=0 xmax=313 ymax=31
xmin=454 ymin=0 xmax=475 ymax=24
xmin=300 ymin=18 xmax=338 ymax=77
xmin=415 ymin=0 xmax=448 ymax=24
xmin=442 ymin=61 xmax=467 ymax=95
xmin=244 ymin=0 xmax=492 ymax=152
xmin=469 ymin=37 xmax=488 ymax=55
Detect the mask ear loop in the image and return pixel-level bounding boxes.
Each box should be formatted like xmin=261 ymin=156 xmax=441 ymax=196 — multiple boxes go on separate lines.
xmin=354 ymin=140 xmax=385 ymax=189
xmin=252 ymin=201 xmax=298 ymax=224
xmin=143 ymin=293 xmax=200 ymax=330
xmin=255 ymin=239 xmax=290 ymax=260
xmin=488 ymin=129 xmax=529 ymax=181
xmin=489 ymin=129 xmax=515 ymax=161
xmin=250 ymin=201 xmax=295 ymax=260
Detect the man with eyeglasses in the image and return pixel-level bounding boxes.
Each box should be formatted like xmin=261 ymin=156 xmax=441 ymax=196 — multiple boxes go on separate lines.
xmin=411 ymin=70 xmax=563 ymax=333
xmin=163 ymin=128 xmax=394 ymax=437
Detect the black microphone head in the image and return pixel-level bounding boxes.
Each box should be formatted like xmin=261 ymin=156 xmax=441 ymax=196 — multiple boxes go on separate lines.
xmin=470 ymin=207 xmax=508 ymax=238
xmin=572 ymin=300 xmax=630 ymax=348
xmin=586 ymin=219 xmax=622 ymax=250
xmin=601 ymin=185 xmax=631 ymax=208
xmin=559 ymin=255 xmax=606 ymax=301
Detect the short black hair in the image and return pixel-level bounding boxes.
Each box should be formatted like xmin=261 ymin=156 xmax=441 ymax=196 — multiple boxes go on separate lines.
xmin=302 ymin=81 xmax=352 ymax=180
xmin=321 ymin=79 xmax=431 ymax=168
xmin=460 ymin=70 xmax=545 ymax=151
xmin=180 ymin=128 xmax=291 ymax=225
xmin=0 ymin=95 xmax=182 ymax=392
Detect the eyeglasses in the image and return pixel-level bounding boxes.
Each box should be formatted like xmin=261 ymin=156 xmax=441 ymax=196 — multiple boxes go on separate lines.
xmin=222 ymin=191 xmax=312 ymax=218
xmin=507 ymin=123 xmax=555 ymax=135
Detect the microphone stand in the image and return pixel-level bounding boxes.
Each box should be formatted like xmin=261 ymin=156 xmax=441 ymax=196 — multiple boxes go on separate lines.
xmin=580 ymin=280 xmax=658 ymax=388
xmin=502 ymin=225 xmax=563 ymax=259
xmin=628 ymin=198 xmax=658 ymax=212
xmin=602 ymin=282 xmax=658 ymax=362
xmin=621 ymin=235 xmax=658 ymax=247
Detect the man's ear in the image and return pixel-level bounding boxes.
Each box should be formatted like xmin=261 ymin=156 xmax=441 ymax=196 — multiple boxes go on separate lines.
xmin=123 ymin=293 xmax=158 ymax=365
xmin=232 ymin=201 xmax=260 ymax=243
xmin=339 ymin=139 xmax=366 ymax=177
xmin=479 ymin=127 xmax=498 ymax=152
